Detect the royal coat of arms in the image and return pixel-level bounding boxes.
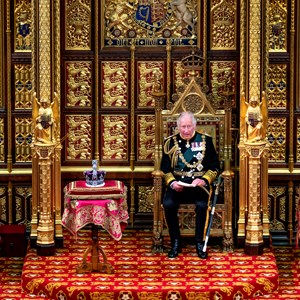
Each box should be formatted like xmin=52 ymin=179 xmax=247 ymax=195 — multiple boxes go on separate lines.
xmin=104 ymin=0 xmax=199 ymax=47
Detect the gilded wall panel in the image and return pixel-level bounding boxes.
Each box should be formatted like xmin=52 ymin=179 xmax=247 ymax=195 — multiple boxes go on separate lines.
xmin=268 ymin=186 xmax=286 ymax=230
xmin=15 ymin=118 xmax=33 ymax=162
xmin=0 ymin=187 xmax=7 ymax=223
xmin=65 ymin=0 xmax=91 ymax=50
xmin=15 ymin=64 xmax=33 ymax=109
xmin=15 ymin=186 xmax=32 ymax=225
xmin=295 ymin=186 xmax=300 ymax=231
xmin=137 ymin=115 xmax=155 ymax=161
xmin=173 ymin=61 xmax=200 ymax=93
xmin=101 ymin=115 xmax=128 ymax=161
xmin=65 ymin=115 xmax=92 ymax=160
xmin=14 ymin=0 xmax=32 ymax=52
xmin=296 ymin=118 xmax=300 ymax=162
xmin=267 ymin=117 xmax=286 ymax=162
xmin=138 ymin=186 xmax=154 ymax=213
xmin=210 ymin=61 xmax=237 ymax=107
xmin=101 ymin=61 xmax=128 ymax=108
xmin=103 ymin=0 xmax=200 ymax=47
xmin=269 ymin=0 xmax=287 ymax=52
xmin=267 ymin=64 xmax=287 ymax=109
xmin=66 ymin=61 xmax=92 ymax=107
xmin=210 ymin=0 xmax=237 ymax=50
xmin=0 ymin=118 xmax=4 ymax=162
xmin=0 ymin=0 xmax=2 ymax=108
xmin=137 ymin=61 xmax=164 ymax=107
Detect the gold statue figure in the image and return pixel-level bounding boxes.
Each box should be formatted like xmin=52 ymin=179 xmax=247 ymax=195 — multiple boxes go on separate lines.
xmin=33 ymin=92 xmax=59 ymax=144
xmin=240 ymin=91 xmax=267 ymax=143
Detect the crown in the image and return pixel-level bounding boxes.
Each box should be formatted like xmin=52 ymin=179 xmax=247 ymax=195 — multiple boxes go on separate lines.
xmin=83 ymin=160 xmax=106 ymax=187
xmin=181 ymin=48 xmax=204 ymax=71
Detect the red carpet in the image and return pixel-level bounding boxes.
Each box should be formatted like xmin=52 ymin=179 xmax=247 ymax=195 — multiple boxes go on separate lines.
xmin=0 ymin=229 xmax=299 ymax=299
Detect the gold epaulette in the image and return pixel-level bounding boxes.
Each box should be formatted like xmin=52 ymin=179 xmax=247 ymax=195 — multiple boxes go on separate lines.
xmin=202 ymin=170 xmax=218 ymax=184
xmin=196 ymin=130 xmax=211 ymax=137
xmin=164 ymin=132 xmax=178 ymax=141
xmin=163 ymin=172 xmax=176 ymax=186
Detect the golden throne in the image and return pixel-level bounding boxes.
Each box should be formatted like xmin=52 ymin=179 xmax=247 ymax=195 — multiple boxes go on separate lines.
xmin=152 ymin=52 xmax=234 ymax=252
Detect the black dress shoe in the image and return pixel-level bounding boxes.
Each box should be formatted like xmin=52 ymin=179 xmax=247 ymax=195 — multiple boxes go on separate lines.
xmin=196 ymin=242 xmax=208 ymax=259
xmin=168 ymin=239 xmax=182 ymax=258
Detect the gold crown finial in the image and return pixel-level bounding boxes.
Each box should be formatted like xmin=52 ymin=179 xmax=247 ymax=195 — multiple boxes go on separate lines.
xmin=181 ymin=48 xmax=204 ymax=71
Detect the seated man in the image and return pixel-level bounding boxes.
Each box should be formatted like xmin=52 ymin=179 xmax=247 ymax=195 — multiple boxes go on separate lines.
xmin=161 ymin=111 xmax=219 ymax=258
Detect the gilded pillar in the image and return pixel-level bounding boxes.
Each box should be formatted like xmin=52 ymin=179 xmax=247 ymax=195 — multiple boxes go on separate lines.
xmin=152 ymin=69 xmax=166 ymax=252
xmin=238 ymin=0 xmax=269 ymax=253
xmin=222 ymin=92 xmax=234 ymax=252
xmin=237 ymin=143 xmax=248 ymax=247
xmin=35 ymin=144 xmax=56 ymax=254
xmin=30 ymin=0 xmax=62 ymax=255
xmin=244 ymin=143 xmax=264 ymax=255
xmin=239 ymin=91 xmax=269 ymax=255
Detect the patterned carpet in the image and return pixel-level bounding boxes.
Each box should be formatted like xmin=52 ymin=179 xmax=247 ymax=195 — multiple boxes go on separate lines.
xmin=0 ymin=229 xmax=299 ymax=300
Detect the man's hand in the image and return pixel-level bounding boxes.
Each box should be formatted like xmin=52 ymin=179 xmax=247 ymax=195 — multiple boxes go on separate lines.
xmin=192 ymin=178 xmax=206 ymax=187
xmin=171 ymin=181 xmax=184 ymax=192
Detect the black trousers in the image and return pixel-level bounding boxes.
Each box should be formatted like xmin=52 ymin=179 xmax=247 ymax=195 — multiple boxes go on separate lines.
xmin=163 ymin=186 xmax=210 ymax=243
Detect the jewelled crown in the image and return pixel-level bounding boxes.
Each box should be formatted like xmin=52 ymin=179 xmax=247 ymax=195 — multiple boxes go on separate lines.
xmin=83 ymin=160 xmax=106 ymax=187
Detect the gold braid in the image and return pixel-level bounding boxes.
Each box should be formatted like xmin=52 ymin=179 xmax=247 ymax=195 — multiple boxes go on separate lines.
xmin=163 ymin=138 xmax=178 ymax=169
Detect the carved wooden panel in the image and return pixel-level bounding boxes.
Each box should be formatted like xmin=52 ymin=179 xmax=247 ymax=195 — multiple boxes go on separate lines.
xmin=101 ymin=115 xmax=128 ymax=161
xmin=268 ymin=186 xmax=287 ymax=231
xmin=210 ymin=0 xmax=237 ymax=50
xmin=138 ymin=186 xmax=154 ymax=213
xmin=267 ymin=64 xmax=287 ymax=109
xmin=268 ymin=117 xmax=286 ymax=162
xmin=137 ymin=61 xmax=164 ymax=107
xmin=210 ymin=61 xmax=237 ymax=108
xmin=297 ymin=118 xmax=300 ymax=162
xmin=269 ymin=0 xmax=287 ymax=52
xmin=137 ymin=115 xmax=155 ymax=161
xmin=66 ymin=61 xmax=92 ymax=107
xmin=15 ymin=117 xmax=33 ymax=162
xmin=65 ymin=0 xmax=91 ymax=50
xmin=15 ymin=64 xmax=33 ymax=109
xmin=101 ymin=61 xmax=128 ymax=108
xmin=14 ymin=0 xmax=32 ymax=52
xmin=0 ymin=187 xmax=7 ymax=224
xmin=15 ymin=186 xmax=32 ymax=227
xmin=0 ymin=118 xmax=4 ymax=162
xmin=65 ymin=115 xmax=92 ymax=161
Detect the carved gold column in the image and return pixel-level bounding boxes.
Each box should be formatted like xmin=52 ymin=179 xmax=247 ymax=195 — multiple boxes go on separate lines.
xmin=30 ymin=0 xmax=62 ymax=255
xmin=238 ymin=0 xmax=269 ymax=254
xmin=222 ymin=92 xmax=235 ymax=252
xmin=244 ymin=142 xmax=269 ymax=255
xmin=35 ymin=144 xmax=56 ymax=255
xmin=237 ymin=143 xmax=248 ymax=247
xmin=152 ymin=84 xmax=166 ymax=252
xmin=261 ymin=145 xmax=270 ymax=247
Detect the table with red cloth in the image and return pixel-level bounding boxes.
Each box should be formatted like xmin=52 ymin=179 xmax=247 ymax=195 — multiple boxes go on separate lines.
xmin=62 ymin=180 xmax=129 ymax=273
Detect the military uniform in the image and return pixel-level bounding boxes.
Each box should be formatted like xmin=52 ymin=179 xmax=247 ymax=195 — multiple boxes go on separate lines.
xmin=161 ymin=130 xmax=219 ymax=245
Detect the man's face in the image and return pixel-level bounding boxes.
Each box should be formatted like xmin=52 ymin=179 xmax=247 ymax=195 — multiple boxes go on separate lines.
xmin=178 ymin=116 xmax=196 ymax=140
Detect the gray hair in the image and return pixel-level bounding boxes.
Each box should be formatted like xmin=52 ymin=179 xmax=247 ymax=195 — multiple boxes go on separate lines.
xmin=177 ymin=111 xmax=197 ymax=127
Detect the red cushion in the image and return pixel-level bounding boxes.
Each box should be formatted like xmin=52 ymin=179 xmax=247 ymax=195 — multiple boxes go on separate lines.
xmin=63 ymin=180 xmax=126 ymax=200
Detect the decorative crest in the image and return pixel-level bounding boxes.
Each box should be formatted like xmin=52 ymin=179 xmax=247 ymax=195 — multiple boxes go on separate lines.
xmin=181 ymin=48 xmax=204 ymax=71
